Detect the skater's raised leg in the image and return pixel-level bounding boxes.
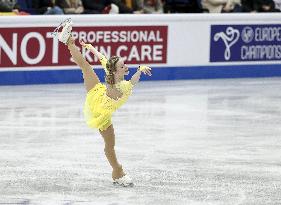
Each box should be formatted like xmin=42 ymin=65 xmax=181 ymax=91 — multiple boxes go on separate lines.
xmin=67 ymin=37 xmax=100 ymax=92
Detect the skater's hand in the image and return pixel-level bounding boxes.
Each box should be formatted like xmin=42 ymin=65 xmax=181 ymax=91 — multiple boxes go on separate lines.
xmin=131 ymin=65 xmax=151 ymax=85
xmin=79 ymin=40 xmax=93 ymax=50
xmin=79 ymin=41 xmax=105 ymax=61
xmin=138 ymin=65 xmax=152 ymax=76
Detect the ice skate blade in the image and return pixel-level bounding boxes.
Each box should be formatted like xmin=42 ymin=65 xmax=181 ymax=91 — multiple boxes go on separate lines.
xmin=113 ymin=181 xmax=134 ymax=187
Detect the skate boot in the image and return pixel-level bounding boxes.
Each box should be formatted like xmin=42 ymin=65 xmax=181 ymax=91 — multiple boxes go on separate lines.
xmin=52 ymin=18 xmax=73 ymax=44
xmin=113 ymin=174 xmax=134 ymax=187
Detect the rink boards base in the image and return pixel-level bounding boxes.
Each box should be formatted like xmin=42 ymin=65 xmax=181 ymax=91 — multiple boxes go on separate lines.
xmin=1 ymin=64 xmax=281 ymax=85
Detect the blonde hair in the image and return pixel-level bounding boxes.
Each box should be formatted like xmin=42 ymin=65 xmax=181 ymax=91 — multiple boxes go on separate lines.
xmin=105 ymin=56 xmax=120 ymax=85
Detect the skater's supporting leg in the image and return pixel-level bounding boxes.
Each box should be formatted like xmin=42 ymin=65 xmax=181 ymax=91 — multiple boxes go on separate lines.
xmin=99 ymin=124 xmax=125 ymax=180
xmin=67 ymin=37 xmax=100 ymax=92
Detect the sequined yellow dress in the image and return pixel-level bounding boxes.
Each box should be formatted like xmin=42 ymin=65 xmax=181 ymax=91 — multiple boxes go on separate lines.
xmin=83 ymin=56 xmax=133 ymax=131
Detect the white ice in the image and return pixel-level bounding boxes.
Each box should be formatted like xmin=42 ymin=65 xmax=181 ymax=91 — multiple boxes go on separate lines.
xmin=0 ymin=78 xmax=281 ymax=205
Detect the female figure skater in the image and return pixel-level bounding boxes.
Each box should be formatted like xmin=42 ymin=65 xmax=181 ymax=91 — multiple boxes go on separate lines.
xmin=56 ymin=20 xmax=152 ymax=187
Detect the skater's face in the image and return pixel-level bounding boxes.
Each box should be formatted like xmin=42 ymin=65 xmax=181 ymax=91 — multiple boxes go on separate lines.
xmin=114 ymin=58 xmax=129 ymax=77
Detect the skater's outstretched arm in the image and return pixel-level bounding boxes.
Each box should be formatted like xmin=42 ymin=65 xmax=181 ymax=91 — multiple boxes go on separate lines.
xmin=79 ymin=41 xmax=108 ymax=70
xmin=130 ymin=66 xmax=152 ymax=85
xmin=80 ymin=41 xmax=103 ymax=59
xmin=79 ymin=41 xmax=152 ymax=85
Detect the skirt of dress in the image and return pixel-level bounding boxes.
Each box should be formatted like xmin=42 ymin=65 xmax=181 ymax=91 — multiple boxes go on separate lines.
xmin=83 ymin=83 xmax=112 ymax=131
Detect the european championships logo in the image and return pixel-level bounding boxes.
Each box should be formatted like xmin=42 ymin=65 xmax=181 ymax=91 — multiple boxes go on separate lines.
xmin=213 ymin=26 xmax=255 ymax=61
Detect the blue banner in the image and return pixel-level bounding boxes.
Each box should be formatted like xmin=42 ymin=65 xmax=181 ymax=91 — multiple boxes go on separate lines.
xmin=210 ymin=24 xmax=281 ymax=62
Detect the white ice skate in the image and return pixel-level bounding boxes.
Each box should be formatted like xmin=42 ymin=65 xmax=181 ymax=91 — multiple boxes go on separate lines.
xmin=52 ymin=18 xmax=73 ymax=45
xmin=113 ymin=175 xmax=134 ymax=187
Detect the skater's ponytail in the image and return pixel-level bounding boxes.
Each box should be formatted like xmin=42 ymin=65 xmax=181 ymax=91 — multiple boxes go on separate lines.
xmin=105 ymin=56 xmax=119 ymax=86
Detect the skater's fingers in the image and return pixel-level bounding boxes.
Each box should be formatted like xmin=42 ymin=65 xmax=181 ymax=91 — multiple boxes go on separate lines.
xmin=79 ymin=40 xmax=86 ymax=46
xmin=145 ymin=70 xmax=151 ymax=76
xmin=145 ymin=69 xmax=150 ymax=74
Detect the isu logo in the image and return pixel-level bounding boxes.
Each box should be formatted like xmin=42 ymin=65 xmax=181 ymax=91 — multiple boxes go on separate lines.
xmin=213 ymin=27 xmax=240 ymax=60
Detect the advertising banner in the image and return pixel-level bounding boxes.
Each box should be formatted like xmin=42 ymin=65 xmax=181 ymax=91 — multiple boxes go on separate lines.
xmin=0 ymin=25 xmax=167 ymax=69
xmin=210 ymin=24 xmax=281 ymax=62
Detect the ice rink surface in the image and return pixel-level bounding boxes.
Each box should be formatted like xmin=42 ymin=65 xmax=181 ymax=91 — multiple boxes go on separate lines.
xmin=0 ymin=78 xmax=281 ymax=205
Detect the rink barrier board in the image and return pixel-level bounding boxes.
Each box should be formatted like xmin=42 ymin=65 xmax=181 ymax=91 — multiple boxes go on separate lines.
xmin=1 ymin=64 xmax=281 ymax=85
xmin=2 ymin=14 xmax=281 ymax=85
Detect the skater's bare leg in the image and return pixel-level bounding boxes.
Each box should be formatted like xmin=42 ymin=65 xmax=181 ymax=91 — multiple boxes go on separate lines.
xmin=99 ymin=124 xmax=125 ymax=180
xmin=67 ymin=37 xmax=100 ymax=92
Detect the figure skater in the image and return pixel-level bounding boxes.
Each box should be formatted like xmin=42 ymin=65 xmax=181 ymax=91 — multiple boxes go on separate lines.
xmin=55 ymin=19 xmax=152 ymax=187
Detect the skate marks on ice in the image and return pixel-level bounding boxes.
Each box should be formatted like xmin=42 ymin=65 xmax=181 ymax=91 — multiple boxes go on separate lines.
xmin=0 ymin=78 xmax=281 ymax=204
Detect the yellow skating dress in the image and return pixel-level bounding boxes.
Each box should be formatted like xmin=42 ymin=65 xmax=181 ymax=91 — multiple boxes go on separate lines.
xmin=83 ymin=55 xmax=133 ymax=131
